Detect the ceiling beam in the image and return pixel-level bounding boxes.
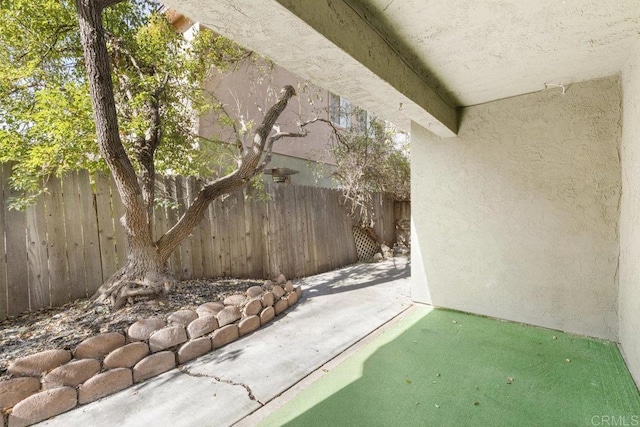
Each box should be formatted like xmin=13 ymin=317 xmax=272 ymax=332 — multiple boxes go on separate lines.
xmin=162 ymin=0 xmax=458 ymax=137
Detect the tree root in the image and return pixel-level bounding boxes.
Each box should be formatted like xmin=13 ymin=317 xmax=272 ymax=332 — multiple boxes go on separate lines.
xmin=93 ymin=267 xmax=177 ymax=310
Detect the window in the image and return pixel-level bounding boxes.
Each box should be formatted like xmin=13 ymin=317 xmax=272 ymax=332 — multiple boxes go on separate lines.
xmin=329 ymin=93 xmax=351 ymax=128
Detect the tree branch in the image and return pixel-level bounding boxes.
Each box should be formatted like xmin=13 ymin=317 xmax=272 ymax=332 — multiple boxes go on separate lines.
xmin=155 ymin=86 xmax=298 ymax=260
xmin=99 ymin=0 xmax=126 ymax=10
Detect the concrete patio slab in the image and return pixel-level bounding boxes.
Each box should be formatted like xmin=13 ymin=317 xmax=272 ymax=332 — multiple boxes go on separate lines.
xmin=39 ymin=257 xmax=411 ymax=427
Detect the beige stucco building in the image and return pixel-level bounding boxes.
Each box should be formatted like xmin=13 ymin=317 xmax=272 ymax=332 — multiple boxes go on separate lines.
xmin=163 ymin=0 xmax=640 ymax=386
xmin=169 ymin=11 xmax=379 ymax=188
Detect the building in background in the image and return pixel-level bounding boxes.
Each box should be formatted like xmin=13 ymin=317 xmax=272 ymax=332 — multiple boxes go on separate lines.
xmin=168 ymin=10 xmax=373 ymax=188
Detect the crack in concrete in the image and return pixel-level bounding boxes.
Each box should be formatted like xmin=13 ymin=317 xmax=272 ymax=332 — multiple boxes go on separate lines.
xmin=178 ymin=367 xmax=264 ymax=406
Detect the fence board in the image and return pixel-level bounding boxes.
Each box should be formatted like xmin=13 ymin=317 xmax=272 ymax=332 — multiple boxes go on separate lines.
xmin=284 ymin=185 xmax=299 ymax=278
xmin=153 ymin=178 xmax=168 ymax=242
xmin=163 ymin=176 xmax=182 ymax=277
xmin=1 ymin=166 xmax=398 ymax=316
xmin=296 ymin=186 xmax=311 ymax=275
xmin=4 ymin=166 xmax=29 ymax=316
xmin=242 ymin=191 xmax=255 ymax=277
xmin=305 ymin=186 xmax=319 ymax=275
xmin=94 ymin=172 xmax=118 ymax=281
xmin=199 ymin=187 xmax=215 ymax=279
xmin=0 ymin=165 xmax=7 ymax=320
xmin=26 ymin=191 xmax=49 ymax=311
xmin=209 ymin=199 xmax=222 ymax=277
xmin=63 ymin=173 xmax=88 ymax=300
xmin=109 ymin=177 xmax=128 ymax=269
xmin=266 ymin=185 xmax=282 ymax=277
xmin=232 ymin=192 xmax=247 ymax=277
xmin=174 ymin=176 xmax=192 ymax=280
xmin=258 ymin=194 xmax=270 ymax=279
xmin=78 ymin=170 xmax=103 ymax=296
xmin=44 ymin=177 xmax=69 ymax=307
xmin=186 ymin=177 xmax=204 ymax=279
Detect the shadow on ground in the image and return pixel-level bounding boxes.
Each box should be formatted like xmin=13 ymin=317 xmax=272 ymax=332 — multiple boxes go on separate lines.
xmin=263 ymin=308 xmax=640 ymax=427
xmin=299 ymin=257 xmax=410 ymax=300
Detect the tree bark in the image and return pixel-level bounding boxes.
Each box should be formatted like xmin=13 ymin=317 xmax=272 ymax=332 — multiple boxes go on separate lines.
xmin=76 ymin=0 xmax=170 ymax=307
xmin=76 ymin=1 xmax=301 ymax=308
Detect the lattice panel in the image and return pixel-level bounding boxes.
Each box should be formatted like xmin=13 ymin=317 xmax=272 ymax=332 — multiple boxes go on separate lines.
xmin=353 ymin=226 xmax=379 ymax=261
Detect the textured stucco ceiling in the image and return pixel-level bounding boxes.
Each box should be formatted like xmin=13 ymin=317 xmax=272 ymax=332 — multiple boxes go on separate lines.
xmin=352 ymin=0 xmax=640 ymax=107
xmin=162 ymin=0 xmax=640 ymax=134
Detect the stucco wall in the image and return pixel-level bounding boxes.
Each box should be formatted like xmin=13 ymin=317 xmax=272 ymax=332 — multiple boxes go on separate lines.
xmin=619 ymin=43 xmax=640 ymax=384
xmin=265 ymin=153 xmax=337 ymax=188
xmin=411 ymin=76 xmax=621 ymax=340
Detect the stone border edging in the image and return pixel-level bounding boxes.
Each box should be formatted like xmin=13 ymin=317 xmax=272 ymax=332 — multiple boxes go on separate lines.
xmin=0 ymin=275 xmax=302 ymax=427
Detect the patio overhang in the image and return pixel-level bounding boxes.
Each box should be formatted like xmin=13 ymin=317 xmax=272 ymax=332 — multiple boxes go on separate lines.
xmin=160 ymin=0 xmax=458 ymax=137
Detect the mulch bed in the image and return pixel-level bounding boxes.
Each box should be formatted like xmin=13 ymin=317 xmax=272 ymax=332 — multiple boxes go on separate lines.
xmin=0 ymin=278 xmax=262 ymax=382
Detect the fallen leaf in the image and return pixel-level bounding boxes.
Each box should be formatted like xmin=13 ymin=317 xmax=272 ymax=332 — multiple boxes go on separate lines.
xmin=474 ymin=401 xmax=480 ymax=406
xmin=405 ymin=379 xmax=412 ymax=384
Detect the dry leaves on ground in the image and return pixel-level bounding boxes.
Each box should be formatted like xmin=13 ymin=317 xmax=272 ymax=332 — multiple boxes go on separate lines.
xmin=0 ymin=278 xmax=262 ymax=381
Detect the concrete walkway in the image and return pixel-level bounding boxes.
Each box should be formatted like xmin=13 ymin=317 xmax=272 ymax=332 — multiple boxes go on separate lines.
xmin=40 ymin=257 xmax=411 ymax=427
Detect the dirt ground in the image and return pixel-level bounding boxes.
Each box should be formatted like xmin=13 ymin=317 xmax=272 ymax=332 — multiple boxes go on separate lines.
xmin=0 ymin=278 xmax=262 ymax=381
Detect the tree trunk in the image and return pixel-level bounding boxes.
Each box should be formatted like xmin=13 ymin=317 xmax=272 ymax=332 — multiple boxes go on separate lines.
xmin=93 ymin=242 xmax=174 ymax=309
xmin=76 ymin=1 xmax=301 ymax=308
xmin=76 ymin=0 xmax=172 ymax=307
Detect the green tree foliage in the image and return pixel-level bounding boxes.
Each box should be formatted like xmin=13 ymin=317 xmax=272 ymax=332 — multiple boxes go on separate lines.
xmin=0 ymin=0 xmax=249 ymax=208
xmin=328 ymin=111 xmax=410 ymax=227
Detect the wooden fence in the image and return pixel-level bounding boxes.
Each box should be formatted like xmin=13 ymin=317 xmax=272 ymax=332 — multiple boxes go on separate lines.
xmin=0 ymin=165 xmax=396 ymax=320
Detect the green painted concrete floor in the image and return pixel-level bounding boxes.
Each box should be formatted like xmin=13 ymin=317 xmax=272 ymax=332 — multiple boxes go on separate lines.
xmin=261 ymin=306 xmax=640 ymax=427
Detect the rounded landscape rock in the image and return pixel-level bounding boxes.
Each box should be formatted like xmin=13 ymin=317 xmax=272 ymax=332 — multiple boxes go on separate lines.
xmin=274 ymin=298 xmax=289 ymax=315
xmin=261 ymin=291 xmax=275 ymax=307
xmin=103 ymin=342 xmax=149 ymax=369
xmin=186 ymin=315 xmax=219 ymax=339
xmin=42 ymin=359 xmax=101 ymax=389
xmin=246 ymin=286 xmax=263 ymax=298
xmin=0 ymin=377 xmax=41 ymax=410
xmin=127 ymin=318 xmax=166 ymax=342
xmin=8 ymin=349 xmax=72 ymax=377
xmin=272 ymin=285 xmax=285 ymax=299
xmin=9 ymin=387 xmax=77 ymax=427
xmin=238 ymin=315 xmax=260 ymax=336
xmin=223 ymin=294 xmax=247 ymax=307
xmin=78 ymin=368 xmax=132 ymax=405
xmin=196 ymin=301 xmax=225 ymax=317
xmin=168 ymin=309 xmax=198 ymax=326
xmin=284 ymin=280 xmax=294 ymax=293
xmin=243 ymin=299 xmax=262 ymax=317
xmin=75 ymin=332 xmax=125 ymax=359
xmin=287 ymin=292 xmax=299 ymax=306
xmin=216 ymin=306 xmax=241 ymax=327
xmin=149 ymin=325 xmax=188 ymax=352
xmin=133 ymin=351 xmax=175 ymax=383
xmin=211 ymin=325 xmax=239 ymax=349
xmin=259 ymin=306 xmax=275 ymax=325
xmin=178 ymin=338 xmax=212 ymax=364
